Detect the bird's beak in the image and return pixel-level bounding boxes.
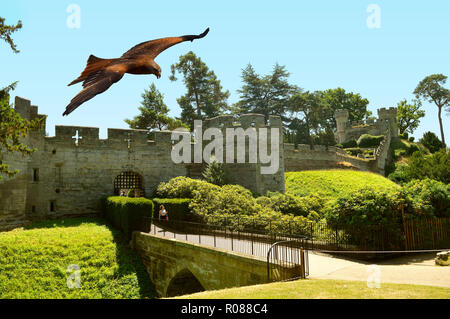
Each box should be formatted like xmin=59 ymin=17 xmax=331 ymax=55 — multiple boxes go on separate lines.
xmin=157 ymin=71 xmax=161 ymax=79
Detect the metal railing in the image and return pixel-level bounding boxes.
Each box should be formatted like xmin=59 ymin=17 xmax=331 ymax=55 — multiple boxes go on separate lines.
xmin=142 ymin=217 xmax=309 ymax=271
xmin=267 ymin=240 xmax=309 ymax=282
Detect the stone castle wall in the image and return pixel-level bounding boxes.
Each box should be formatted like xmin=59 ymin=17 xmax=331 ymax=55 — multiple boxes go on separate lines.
xmin=334 ymin=107 xmax=398 ymax=144
xmin=0 ymin=98 xmax=285 ymax=226
xmin=1 ymin=97 xmax=394 ymax=229
xmin=283 ymin=144 xmax=373 ymax=172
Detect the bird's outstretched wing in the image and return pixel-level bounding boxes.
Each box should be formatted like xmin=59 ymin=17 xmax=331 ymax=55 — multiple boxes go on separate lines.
xmin=121 ymin=27 xmax=209 ymax=59
xmin=63 ymin=70 xmax=124 ymax=116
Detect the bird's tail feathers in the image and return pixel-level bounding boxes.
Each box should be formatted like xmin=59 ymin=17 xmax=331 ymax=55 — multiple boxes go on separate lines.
xmin=68 ymin=55 xmax=116 ymax=86
xmin=182 ymin=27 xmax=210 ymax=42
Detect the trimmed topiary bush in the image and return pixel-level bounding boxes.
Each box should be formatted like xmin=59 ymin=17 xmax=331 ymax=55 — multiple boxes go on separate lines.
xmin=357 ymin=134 xmax=385 ymax=148
xmin=152 ymin=198 xmax=192 ymax=221
xmin=105 ymin=197 xmax=154 ymax=238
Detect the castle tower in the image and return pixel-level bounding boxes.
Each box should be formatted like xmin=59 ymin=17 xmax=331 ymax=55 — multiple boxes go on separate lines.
xmin=377 ymin=107 xmax=398 ymax=138
xmin=334 ymin=109 xmax=349 ymax=143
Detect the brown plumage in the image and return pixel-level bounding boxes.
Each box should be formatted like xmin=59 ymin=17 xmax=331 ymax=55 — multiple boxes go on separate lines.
xmin=63 ymin=27 xmax=210 ymax=116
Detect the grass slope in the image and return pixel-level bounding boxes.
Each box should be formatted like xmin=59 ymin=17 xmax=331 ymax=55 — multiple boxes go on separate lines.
xmin=174 ymin=279 xmax=450 ymax=299
xmin=0 ymin=218 xmax=155 ymax=299
xmin=285 ymin=170 xmax=400 ymax=200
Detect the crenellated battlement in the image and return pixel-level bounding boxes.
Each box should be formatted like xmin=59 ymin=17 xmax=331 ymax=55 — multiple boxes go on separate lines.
xmin=203 ymin=113 xmax=282 ymax=129
xmin=334 ymin=106 xmax=398 ymax=143
xmin=377 ymin=107 xmax=397 ymax=119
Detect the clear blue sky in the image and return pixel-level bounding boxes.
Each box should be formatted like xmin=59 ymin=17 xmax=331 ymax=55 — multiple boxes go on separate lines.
xmin=2 ymin=0 xmax=449 ymax=139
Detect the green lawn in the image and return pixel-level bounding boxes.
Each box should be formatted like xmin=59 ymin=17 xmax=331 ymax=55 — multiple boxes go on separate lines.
xmin=285 ymin=170 xmax=400 ymax=200
xmin=174 ymin=279 xmax=450 ymax=299
xmin=0 ymin=218 xmax=155 ymax=299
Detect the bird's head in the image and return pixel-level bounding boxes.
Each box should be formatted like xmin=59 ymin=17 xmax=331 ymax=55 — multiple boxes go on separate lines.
xmin=149 ymin=60 xmax=161 ymax=79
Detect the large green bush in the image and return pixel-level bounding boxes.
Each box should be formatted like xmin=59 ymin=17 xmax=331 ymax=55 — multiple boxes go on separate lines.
xmin=152 ymin=198 xmax=192 ymax=221
xmin=256 ymin=192 xmax=324 ymax=221
xmin=104 ymin=197 xmax=154 ymax=238
xmin=403 ymin=149 xmax=449 ymax=184
xmin=357 ymin=134 xmax=385 ymax=148
xmin=420 ymin=131 xmax=444 ymax=153
xmin=155 ymin=176 xmax=220 ymax=198
xmin=156 ymin=177 xmax=314 ymax=236
xmin=326 ymin=188 xmax=405 ymax=249
xmin=402 ymin=179 xmax=450 ymax=218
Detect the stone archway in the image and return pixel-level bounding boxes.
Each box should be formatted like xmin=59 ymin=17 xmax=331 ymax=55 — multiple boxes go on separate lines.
xmin=113 ymin=171 xmax=144 ymax=196
xmin=166 ymin=268 xmax=205 ymax=297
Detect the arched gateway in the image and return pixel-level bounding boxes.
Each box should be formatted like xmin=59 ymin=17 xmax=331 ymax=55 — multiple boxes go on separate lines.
xmin=114 ymin=171 xmax=144 ymax=196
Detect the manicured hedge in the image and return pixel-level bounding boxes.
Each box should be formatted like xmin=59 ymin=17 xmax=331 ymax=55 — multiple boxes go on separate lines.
xmin=152 ymin=198 xmax=192 ymax=221
xmin=104 ymin=196 xmax=154 ymax=238
xmin=357 ymin=134 xmax=385 ymax=148
xmin=345 ymin=147 xmax=363 ymax=156
xmin=341 ymin=139 xmax=358 ymax=148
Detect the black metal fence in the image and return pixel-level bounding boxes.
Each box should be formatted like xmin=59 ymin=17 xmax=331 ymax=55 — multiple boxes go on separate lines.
xmin=141 ymin=215 xmax=449 ymax=252
xmin=267 ymin=240 xmax=309 ymax=282
xmin=143 ymin=217 xmax=310 ymax=281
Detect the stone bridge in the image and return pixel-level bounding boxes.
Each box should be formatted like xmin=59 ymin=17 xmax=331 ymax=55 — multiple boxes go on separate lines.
xmin=131 ymin=231 xmax=300 ymax=297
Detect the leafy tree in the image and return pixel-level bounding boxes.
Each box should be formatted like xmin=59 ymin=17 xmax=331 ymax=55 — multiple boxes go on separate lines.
xmin=202 ymin=157 xmax=228 ymax=186
xmin=396 ymin=99 xmax=425 ymax=135
xmin=419 ymin=131 xmax=443 ymax=153
xmin=0 ymin=17 xmax=22 ymax=53
xmin=1 ymin=17 xmax=41 ymax=179
xmin=404 ymin=149 xmax=449 ymax=184
xmin=234 ymin=63 xmax=297 ymax=121
xmin=287 ymin=91 xmax=326 ymax=149
xmin=170 ymin=51 xmax=229 ymax=128
xmin=318 ymin=127 xmax=337 ymax=149
xmin=0 ymin=84 xmax=41 ymax=179
xmin=414 ymin=74 xmax=450 ymax=147
xmin=124 ymin=83 xmax=188 ymax=131
xmin=319 ymin=87 xmax=371 ymax=129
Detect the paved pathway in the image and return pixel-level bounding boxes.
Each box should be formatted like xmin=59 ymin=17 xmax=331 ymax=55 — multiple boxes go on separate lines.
xmin=150 ymin=223 xmax=450 ymax=288
xmin=308 ymin=251 xmax=450 ymax=288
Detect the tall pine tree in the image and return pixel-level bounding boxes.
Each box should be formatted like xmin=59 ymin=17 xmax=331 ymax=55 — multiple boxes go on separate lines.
xmin=234 ymin=63 xmax=297 ymax=121
xmin=170 ymin=52 xmax=229 ymax=129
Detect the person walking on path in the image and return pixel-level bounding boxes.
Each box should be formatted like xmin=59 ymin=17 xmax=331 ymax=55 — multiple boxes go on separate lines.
xmin=159 ymin=205 xmax=168 ymax=221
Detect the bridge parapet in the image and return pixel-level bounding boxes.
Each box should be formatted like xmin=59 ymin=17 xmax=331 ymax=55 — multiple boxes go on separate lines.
xmin=132 ymin=231 xmax=294 ymax=297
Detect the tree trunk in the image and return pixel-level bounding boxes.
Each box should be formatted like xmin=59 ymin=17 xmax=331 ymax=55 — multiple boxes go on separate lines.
xmin=438 ymin=106 xmax=446 ymax=147
xmin=194 ymin=87 xmax=201 ymax=118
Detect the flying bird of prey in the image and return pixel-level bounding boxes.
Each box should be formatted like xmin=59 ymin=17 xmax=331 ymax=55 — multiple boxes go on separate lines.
xmin=63 ymin=28 xmax=210 ymax=116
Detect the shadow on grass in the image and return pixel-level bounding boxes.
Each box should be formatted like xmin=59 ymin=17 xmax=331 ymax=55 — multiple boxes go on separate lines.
xmin=24 ymin=216 xmax=105 ymax=230
xmin=24 ymin=216 xmax=157 ymax=299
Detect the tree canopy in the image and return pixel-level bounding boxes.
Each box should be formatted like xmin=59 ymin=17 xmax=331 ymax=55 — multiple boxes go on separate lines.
xmin=0 ymin=84 xmax=42 ymax=179
xmin=319 ymin=87 xmax=371 ymax=130
xmin=234 ymin=63 xmax=297 ymax=121
xmin=170 ymin=51 xmax=229 ymax=128
xmin=124 ymin=83 xmax=188 ymax=131
xmin=396 ymin=99 xmax=425 ymax=135
xmin=1 ymin=16 xmax=42 ymax=179
xmin=414 ymin=74 xmax=449 ymax=147
xmin=0 ymin=17 xmax=22 ymax=53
